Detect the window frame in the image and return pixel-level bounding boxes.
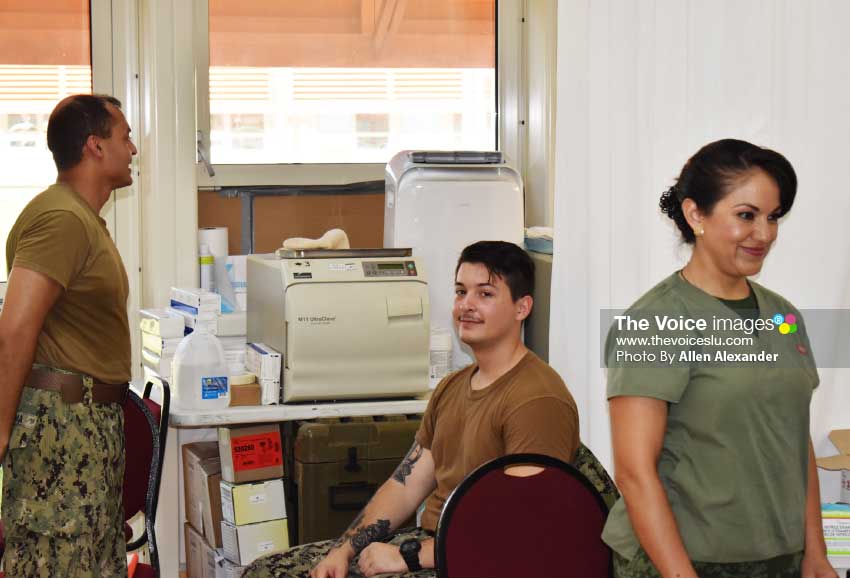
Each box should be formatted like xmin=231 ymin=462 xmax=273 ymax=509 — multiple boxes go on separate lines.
xmin=193 ymin=0 xmax=523 ymax=187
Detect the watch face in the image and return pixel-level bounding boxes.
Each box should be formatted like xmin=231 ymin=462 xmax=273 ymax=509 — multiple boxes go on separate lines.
xmin=401 ymin=539 xmax=421 ymax=555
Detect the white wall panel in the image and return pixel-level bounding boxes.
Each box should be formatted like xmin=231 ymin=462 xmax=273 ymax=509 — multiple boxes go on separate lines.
xmin=552 ymin=0 xmax=850 ymax=477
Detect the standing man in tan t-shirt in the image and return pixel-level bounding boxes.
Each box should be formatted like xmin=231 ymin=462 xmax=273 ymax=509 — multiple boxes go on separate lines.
xmin=243 ymin=241 xmax=581 ymax=579
xmin=0 ymin=94 xmax=137 ymax=577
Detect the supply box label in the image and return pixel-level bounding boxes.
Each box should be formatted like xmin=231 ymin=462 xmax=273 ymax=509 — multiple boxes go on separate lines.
xmin=231 ymin=432 xmax=282 ymax=472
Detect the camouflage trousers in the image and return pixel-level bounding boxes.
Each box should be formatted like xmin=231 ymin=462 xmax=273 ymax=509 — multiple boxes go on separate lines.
xmin=1 ymin=375 xmax=127 ymax=578
xmin=243 ymin=527 xmax=437 ymax=578
xmin=613 ymin=546 xmax=804 ymax=578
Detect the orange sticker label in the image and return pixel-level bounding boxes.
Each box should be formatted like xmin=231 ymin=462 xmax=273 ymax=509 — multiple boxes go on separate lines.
xmin=230 ymin=432 xmax=283 ymax=472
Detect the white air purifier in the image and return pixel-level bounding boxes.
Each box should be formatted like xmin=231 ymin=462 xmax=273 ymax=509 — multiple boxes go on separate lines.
xmin=384 ymin=151 xmax=525 ymax=370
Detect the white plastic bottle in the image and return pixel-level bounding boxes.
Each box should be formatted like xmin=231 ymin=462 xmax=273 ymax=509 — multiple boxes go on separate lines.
xmin=199 ymin=243 xmax=214 ymax=292
xmin=429 ymin=327 xmax=453 ymax=389
xmin=172 ymin=327 xmax=231 ymax=410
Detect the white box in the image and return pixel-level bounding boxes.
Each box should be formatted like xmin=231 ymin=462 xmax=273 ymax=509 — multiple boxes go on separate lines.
xmin=139 ymin=308 xmax=185 ymax=339
xmin=823 ymin=504 xmax=850 ymax=556
xmin=168 ymin=307 xmax=218 ymax=334
xmin=246 ymin=343 xmax=282 ymax=382
xmin=217 ymin=312 xmax=247 ymax=337
xmin=170 ymin=287 xmax=221 ymax=318
xmin=221 ymin=519 xmax=289 ymax=565
xmin=0 ymin=280 xmax=6 ymax=312
xmin=214 ymin=548 xmax=247 ymax=578
xmin=259 ymin=379 xmax=280 ymax=406
xmin=220 ymin=479 xmax=286 ymax=526
xmin=142 ymin=348 xmax=172 ymax=379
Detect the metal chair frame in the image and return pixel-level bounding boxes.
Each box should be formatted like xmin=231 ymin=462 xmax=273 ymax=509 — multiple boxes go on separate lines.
xmin=125 ymin=378 xmax=170 ymax=576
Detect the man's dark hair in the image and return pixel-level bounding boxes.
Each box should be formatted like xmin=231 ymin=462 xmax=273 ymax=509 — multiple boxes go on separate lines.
xmin=47 ymin=94 xmax=123 ymax=171
xmin=455 ymin=241 xmax=535 ymax=301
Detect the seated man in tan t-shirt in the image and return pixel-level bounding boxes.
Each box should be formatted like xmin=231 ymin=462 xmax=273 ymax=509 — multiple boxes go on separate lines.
xmin=243 ymin=241 xmax=580 ymax=579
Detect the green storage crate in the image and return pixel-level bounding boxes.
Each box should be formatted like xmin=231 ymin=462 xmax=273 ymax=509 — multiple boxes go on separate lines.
xmin=294 ymin=415 xmax=421 ymax=544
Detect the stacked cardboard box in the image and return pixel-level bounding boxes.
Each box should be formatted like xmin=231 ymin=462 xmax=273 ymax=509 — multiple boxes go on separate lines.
xmin=218 ymin=424 xmax=289 ymax=566
xmin=183 ymin=442 xmax=225 ymax=577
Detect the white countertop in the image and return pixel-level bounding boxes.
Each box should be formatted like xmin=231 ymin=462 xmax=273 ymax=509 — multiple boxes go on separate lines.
xmin=168 ymin=397 xmax=429 ymax=427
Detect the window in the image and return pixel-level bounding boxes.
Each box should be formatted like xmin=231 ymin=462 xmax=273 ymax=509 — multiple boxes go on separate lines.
xmin=201 ymin=0 xmax=497 ymax=167
xmin=0 ymin=0 xmax=93 ymax=281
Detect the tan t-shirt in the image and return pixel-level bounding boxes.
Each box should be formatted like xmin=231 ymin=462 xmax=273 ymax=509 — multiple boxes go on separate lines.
xmin=416 ymin=351 xmax=579 ymax=531
xmin=6 ymin=182 xmax=131 ymax=383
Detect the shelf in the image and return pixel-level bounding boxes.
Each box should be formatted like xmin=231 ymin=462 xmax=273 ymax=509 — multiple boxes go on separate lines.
xmin=168 ymin=397 xmax=429 ymax=427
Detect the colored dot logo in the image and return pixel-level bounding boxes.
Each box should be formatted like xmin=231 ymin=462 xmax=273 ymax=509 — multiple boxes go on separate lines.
xmin=773 ymin=313 xmax=798 ymax=335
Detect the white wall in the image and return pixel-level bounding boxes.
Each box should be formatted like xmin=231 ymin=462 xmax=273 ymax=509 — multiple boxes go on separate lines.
xmin=551 ymin=0 xmax=850 ymax=483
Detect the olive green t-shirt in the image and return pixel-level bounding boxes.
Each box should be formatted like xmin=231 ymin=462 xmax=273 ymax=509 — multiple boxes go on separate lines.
xmin=416 ymin=351 xmax=580 ymax=531
xmin=602 ymin=273 xmax=818 ymax=563
xmin=6 ymin=183 xmax=131 ymax=383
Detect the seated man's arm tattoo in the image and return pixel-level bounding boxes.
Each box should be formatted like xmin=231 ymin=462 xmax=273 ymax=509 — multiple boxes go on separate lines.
xmin=333 ymin=511 xmax=391 ymax=555
xmin=392 ymin=442 xmax=423 ymax=485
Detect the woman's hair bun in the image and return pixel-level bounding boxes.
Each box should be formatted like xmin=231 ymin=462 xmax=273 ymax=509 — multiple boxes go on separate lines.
xmin=659 ymin=186 xmax=682 ymax=218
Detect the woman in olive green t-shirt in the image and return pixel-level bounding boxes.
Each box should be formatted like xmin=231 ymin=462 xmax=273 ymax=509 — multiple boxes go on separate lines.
xmin=603 ymin=139 xmax=836 ymax=578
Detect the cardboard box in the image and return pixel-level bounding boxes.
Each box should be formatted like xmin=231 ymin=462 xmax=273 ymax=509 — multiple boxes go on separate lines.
xmin=816 ymin=429 xmax=850 ymax=504
xmin=183 ymin=442 xmax=224 ymax=547
xmin=221 ymin=518 xmax=290 ymax=566
xmin=229 ymin=382 xmax=261 ymax=406
xmin=218 ymin=424 xmax=284 ymax=484
xmin=221 ymin=478 xmax=286 ymax=526
xmin=185 ymin=522 xmax=218 ymax=578
xmin=214 ymin=548 xmax=247 ymax=578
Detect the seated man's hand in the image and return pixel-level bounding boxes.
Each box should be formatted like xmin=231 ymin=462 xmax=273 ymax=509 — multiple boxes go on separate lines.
xmin=357 ymin=543 xmax=408 ymax=578
xmin=310 ymin=546 xmax=352 ymax=578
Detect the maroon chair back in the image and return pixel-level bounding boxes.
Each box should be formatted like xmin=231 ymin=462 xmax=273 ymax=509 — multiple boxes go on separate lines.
xmin=122 ymin=379 xmax=170 ymax=577
xmin=435 ymin=453 xmax=611 ymax=578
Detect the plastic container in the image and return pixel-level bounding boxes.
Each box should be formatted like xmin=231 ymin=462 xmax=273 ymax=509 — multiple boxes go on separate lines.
xmin=199 ymin=243 xmax=214 ymax=292
xmin=429 ymin=328 xmax=453 ymax=389
xmin=172 ymin=328 xmax=231 ymax=410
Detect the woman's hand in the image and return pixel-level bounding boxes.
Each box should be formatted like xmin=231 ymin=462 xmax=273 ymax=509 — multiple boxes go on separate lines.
xmin=801 ymin=551 xmax=837 ymax=578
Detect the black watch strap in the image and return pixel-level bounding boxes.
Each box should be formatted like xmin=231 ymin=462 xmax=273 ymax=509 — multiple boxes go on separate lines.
xmin=399 ymin=539 xmax=422 ymax=572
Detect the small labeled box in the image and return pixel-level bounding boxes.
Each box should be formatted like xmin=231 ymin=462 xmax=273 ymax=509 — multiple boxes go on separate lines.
xmin=221 ymin=518 xmax=289 ymax=566
xmin=218 ymin=424 xmax=284 ymax=484
xmin=246 ymin=343 xmax=282 ymax=381
xmin=220 ymin=478 xmax=286 ymax=526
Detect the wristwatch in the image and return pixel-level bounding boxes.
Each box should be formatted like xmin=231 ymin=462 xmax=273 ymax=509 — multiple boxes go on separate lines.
xmin=399 ymin=539 xmax=422 ymax=572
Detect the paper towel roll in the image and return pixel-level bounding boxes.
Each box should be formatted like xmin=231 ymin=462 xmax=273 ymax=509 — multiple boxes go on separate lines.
xmin=198 ymin=227 xmax=229 ymax=257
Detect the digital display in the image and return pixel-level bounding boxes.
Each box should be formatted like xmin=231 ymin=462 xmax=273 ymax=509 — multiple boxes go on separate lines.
xmin=377 ymin=263 xmax=404 ymax=270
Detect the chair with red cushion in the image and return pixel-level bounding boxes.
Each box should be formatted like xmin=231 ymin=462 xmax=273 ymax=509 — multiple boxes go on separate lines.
xmin=123 ymin=378 xmax=170 ymax=578
xmin=435 ymin=453 xmax=612 ymax=578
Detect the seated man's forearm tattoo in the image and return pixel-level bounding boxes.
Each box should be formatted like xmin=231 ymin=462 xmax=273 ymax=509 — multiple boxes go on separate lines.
xmin=392 ymin=442 xmax=423 ymax=485
xmin=333 ymin=511 xmax=391 ymax=555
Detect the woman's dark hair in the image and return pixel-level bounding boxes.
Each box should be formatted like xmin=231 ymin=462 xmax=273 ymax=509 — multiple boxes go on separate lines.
xmin=455 ymin=241 xmax=535 ymax=301
xmin=47 ymin=94 xmax=123 ymax=171
xmin=659 ymin=138 xmax=797 ymax=243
